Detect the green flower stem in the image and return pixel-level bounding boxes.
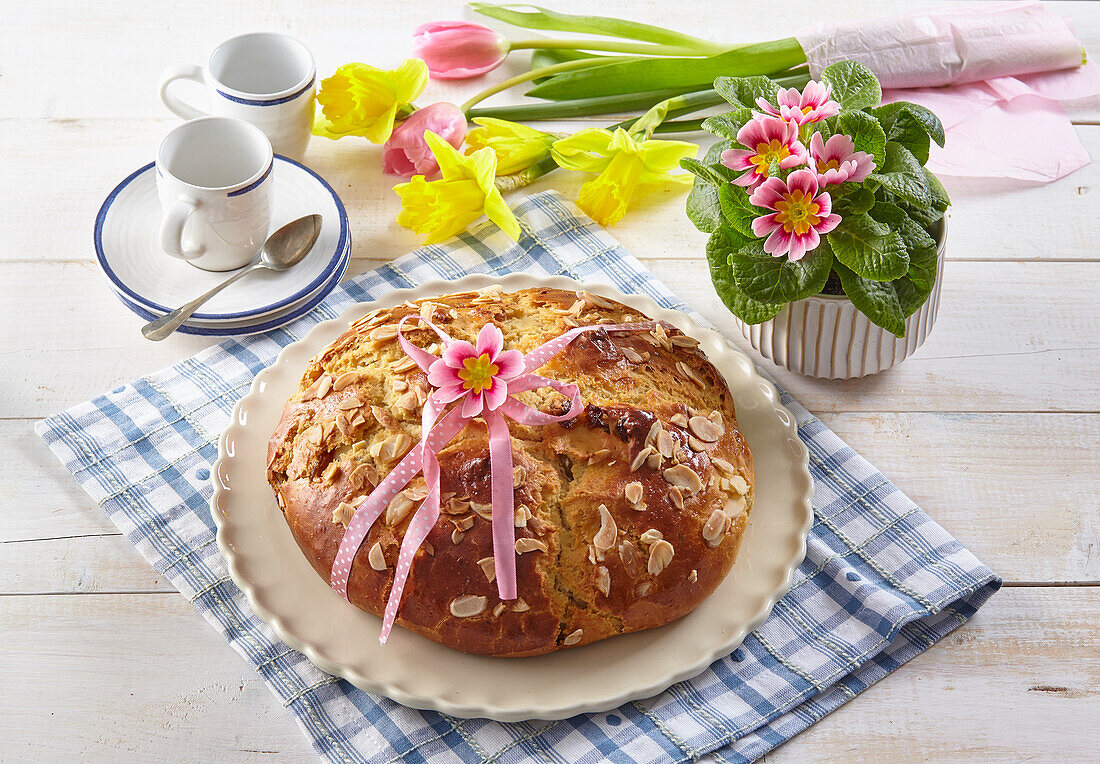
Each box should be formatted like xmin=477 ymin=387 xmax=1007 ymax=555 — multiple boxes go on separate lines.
xmin=650 ymin=119 xmax=706 ymax=134
xmin=466 ymin=87 xmax=696 ymax=122
xmin=493 ymin=155 xmax=560 ymax=193
xmin=459 ymin=56 xmax=633 ymax=114
xmin=508 ymin=38 xmax=717 ymax=57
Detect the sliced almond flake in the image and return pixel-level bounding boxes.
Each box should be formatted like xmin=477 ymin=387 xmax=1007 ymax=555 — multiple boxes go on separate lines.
xmin=670 ymin=334 xmax=700 ymax=348
xmin=563 ymin=629 xmax=583 ymax=646
xmin=317 ymin=373 xmax=334 ymax=398
xmin=477 ymin=556 xmax=496 ymax=583
xmin=702 ymin=508 xmax=730 ymax=547
xmin=514 ymin=506 xmax=530 ymax=528
xmin=449 ymin=595 xmax=487 ymax=618
xmin=725 ymin=495 xmax=748 ymax=518
xmin=562 ymin=316 xmax=580 ymax=328
xmin=371 ymin=405 xmax=397 ymax=430
xmin=645 ymin=452 xmax=662 ymax=470
xmin=515 ymin=537 xmax=548 ymax=554
xmin=688 ymin=569 xmax=698 ymax=583
xmin=493 ymin=602 xmax=507 ymax=617
xmin=336 ymin=397 xmax=362 ymax=411
xmin=512 ymin=598 xmax=530 ymax=613
xmin=380 ymin=433 xmax=413 ymax=462
xmin=403 ymin=485 xmax=428 ymax=501
xmin=621 ymin=346 xmax=643 ymax=363
xmin=670 ymin=413 xmax=689 ymax=428
xmin=335 ymin=414 xmax=350 ymax=439
xmin=351 ymin=413 xmax=367 ymax=428
xmin=709 ymin=410 xmax=723 ymax=424
xmin=447 ymin=497 xmax=471 ymax=515
xmin=451 ymin=528 xmax=466 ymax=545
xmin=630 ymin=447 xmax=652 ymax=473
xmin=513 ymin=465 xmax=527 ymax=486
xmin=688 ymin=415 xmax=723 ymax=442
xmin=276 ymin=493 xmax=285 ymax=509
xmin=402 ymin=300 xmax=417 ymax=309
xmin=422 ymin=542 xmax=435 ymax=556
xmin=639 ymin=528 xmax=664 ymax=546
xmin=396 ymin=391 xmax=419 ymax=411
xmin=663 ymin=464 xmax=703 ymax=494
xmin=596 ymin=566 xmax=611 ymax=597
xmin=470 ymin=502 xmax=494 ymax=522
xmin=568 ymin=299 xmax=585 ymax=315
xmin=676 ymin=361 xmax=705 ymax=387
xmin=593 ymin=504 xmax=617 ymax=551
xmin=688 ymin=436 xmax=714 ymax=452
xmin=368 ymin=441 xmax=383 ymax=460
xmin=391 ymin=356 xmax=419 ymax=374
xmin=624 ymin=481 xmax=644 ymax=505
xmin=644 ymin=421 xmax=662 ymax=448
xmin=636 ymin=582 xmax=651 ymax=597
xmin=588 ymin=544 xmax=597 ymax=564
xmin=322 ymin=461 xmax=341 ymax=484
xmin=579 ymin=290 xmax=617 ymax=309
xmin=368 ymin=542 xmax=387 ymax=571
xmin=419 ymin=301 xmax=435 ymax=322
xmin=454 ymin=514 xmax=475 ymax=532
xmin=711 ymin=457 xmax=736 ymax=477
xmin=529 ymin=515 xmax=554 ymax=535
xmin=332 ymin=371 xmax=361 ymax=392
xmin=305 ymin=425 xmax=323 ymax=446
xmin=727 ymin=475 xmax=750 ymax=495
xmin=656 ymin=430 xmax=674 ymax=458
xmin=369 ymin=325 xmax=399 ymax=342
xmin=385 ymin=495 xmax=415 ymax=526
xmin=332 ymin=501 xmax=355 ymax=527
xmin=669 ymin=485 xmax=684 ymax=510
xmin=648 ymin=539 xmax=675 ymax=575
xmin=619 ymin=540 xmax=640 ymax=577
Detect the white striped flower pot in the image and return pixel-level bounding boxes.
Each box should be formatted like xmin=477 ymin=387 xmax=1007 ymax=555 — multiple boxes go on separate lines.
xmin=734 ymin=218 xmax=947 ymax=380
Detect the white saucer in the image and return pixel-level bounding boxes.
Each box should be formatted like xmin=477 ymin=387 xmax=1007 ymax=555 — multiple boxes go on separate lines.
xmin=112 ymin=239 xmax=350 ymax=337
xmin=95 ymin=156 xmax=349 ymax=321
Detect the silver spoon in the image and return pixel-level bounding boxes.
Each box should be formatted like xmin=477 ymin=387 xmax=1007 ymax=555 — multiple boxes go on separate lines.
xmin=142 ymin=214 xmax=322 ymax=341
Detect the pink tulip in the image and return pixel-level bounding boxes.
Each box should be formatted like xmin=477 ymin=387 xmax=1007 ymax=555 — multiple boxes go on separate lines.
xmin=720 ymin=115 xmax=808 ymax=189
xmin=757 ymin=81 xmax=841 ymax=126
xmin=749 ymin=169 xmax=841 ymax=261
xmin=382 ymin=102 xmax=467 ymax=177
xmin=809 ymin=132 xmax=874 ymax=186
xmin=426 ymin=324 xmax=525 ymax=417
xmin=413 ymin=21 xmax=509 ymax=80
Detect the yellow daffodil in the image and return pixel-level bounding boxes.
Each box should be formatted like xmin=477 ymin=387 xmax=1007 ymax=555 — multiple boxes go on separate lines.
xmin=551 ymin=128 xmax=697 ymax=226
xmin=464 ymin=118 xmax=556 ymax=176
xmin=313 ymin=59 xmax=428 ymax=144
xmin=394 ymin=132 xmax=521 ymax=245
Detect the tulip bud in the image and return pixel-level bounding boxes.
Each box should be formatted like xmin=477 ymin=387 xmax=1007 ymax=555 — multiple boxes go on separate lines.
xmin=383 ymin=103 xmax=468 ymax=178
xmin=413 ymin=21 xmax=509 ymax=80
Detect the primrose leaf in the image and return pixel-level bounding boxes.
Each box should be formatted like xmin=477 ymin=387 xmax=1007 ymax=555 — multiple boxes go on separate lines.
xmin=718 ymin=183 xmax=766 ymax=237
xmin=872 ymin=101 xmax=946 ymax=148
xmin=828 ymin=213 xmax=909 ymax=281
xmin=706 ymin=226 xmax=783 ymax=323
xmin=687 ymin=179 xmax=722 ymax=233
xmin=820 ymin=110 xmax=887 ymax=171
xmin=680 ymin=157 xmax=728 ymax=186
xmin=833 ymin=186 xmax=875 ymax=216
xmin=712 ymin=75 xmax=781 ymax=110
xmin=872 ymin=106 xmax=932 ymax=164
xmin=869 ymin=142 xmax=931 ymax=207
xmin=834 ymin=261 xmax=906 ymax=337
xmin=730 ymin=238 xmax=833 ymax=303
xmin=821 ymin=60 xmax=882 ymax=112
xmin=701 ymin=109 xmax=754 ymax=141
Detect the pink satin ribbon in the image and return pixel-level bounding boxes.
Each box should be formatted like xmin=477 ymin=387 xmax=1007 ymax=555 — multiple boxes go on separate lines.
xmin=330 ymin=314 xmax=664 ymax=643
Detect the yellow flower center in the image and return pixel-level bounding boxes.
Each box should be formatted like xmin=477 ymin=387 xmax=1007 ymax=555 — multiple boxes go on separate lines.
xmin=457 ymin=353 xmax=499 ymax=394
xmin=802 ymin=105 xmax=814 ymax=115
xmin=749 ymin=139 xmax=792 ymax=177
xmin=774 ymin=190 xmax=823 ymax=236
xmin=820 ymin=159 xmax=841 ymax=172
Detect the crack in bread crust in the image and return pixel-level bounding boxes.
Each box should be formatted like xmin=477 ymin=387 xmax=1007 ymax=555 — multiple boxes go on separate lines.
xmin=267 ymin=287 xmax=755 ymax=657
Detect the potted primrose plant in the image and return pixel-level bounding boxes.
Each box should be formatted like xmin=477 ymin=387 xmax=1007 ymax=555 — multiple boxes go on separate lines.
xmin=682 ymin=61 xmax=950 ymax=379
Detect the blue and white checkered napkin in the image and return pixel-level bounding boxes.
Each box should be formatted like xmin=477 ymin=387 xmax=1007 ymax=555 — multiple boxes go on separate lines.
xmin=38 ymin=191 xmax=999 ymax=763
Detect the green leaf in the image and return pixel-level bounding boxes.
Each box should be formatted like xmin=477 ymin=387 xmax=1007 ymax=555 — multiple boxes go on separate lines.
xmin=872 ymin=101 xmax=945 ymax=148
xmin=527 ymin=38 xmax=806 ymax=100
xmin=706 ymin=227 xmax=783 ymax=324
xmin=821 ymin=60 xmax=882 ymax=111
xmin=871 ymin=202 xmax=936 ymax=267
xmin=701 ymin=109 xmax=754 ymax=140
xmin=687 ymin=179 xmax=723 ymax=233
xmin=833 ymin=186 xmax=875 ymax=216
xmin=680 ymin=157 xmax=728 ymax=186
xmin=819 ymin=110 xmax=886 ymax=170
xmin=470 ymin=3 xmax=716 ymax=49
xmin=869 ymin=142 xmax=931 ymax=207
xmin=718 ymin=183 xmax=765 ymax=238
xmin=828 ymin=213 xmax=909 ymax=281
xmin=712 ymin=75 xmax=780 ymax=109
xmin=467 ymin=87 xmax=690 ymax=121
xmin=730 ymin=238 xmax=833 ymax=303
xmin=834 ymin=261 xmax=906 ymax=337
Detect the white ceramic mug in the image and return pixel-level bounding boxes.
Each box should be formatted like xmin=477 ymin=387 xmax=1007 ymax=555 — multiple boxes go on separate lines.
xmin=159 ymin=33 xmax=315 ymax=160
xmin=156 ymin=116 xmax=273 ymax=272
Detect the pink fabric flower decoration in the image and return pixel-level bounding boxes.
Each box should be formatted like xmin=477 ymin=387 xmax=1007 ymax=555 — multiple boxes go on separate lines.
xmin=382 ymin=103 xmax=467 ymax=178
xmin=749 ymin=169 xmax=842 ymax=261
xmin=413 ymin=21 xmax=509 ymax=80
xmin=427 ymin=323 xmax=525 ymax=417
xmin=720 ymin=116 xmax=808 ymax=189
xmin=756 ymin=81 xmax=841 ymax=125
xmin=809 ymin=132 xmax=874 ymax=186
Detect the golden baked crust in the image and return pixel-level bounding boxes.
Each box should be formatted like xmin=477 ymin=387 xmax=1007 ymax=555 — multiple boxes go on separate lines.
xmin=266 ymin=287 xmax=754 ymax=657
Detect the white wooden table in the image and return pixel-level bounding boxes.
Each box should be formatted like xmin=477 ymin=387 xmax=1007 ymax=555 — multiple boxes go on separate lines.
xmin=2 ymin=1 xmax=1098 ymax=760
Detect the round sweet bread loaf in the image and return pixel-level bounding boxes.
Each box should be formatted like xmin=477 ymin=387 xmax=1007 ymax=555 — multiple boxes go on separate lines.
xmin=266 ymin=286 xmax=754 ymax=657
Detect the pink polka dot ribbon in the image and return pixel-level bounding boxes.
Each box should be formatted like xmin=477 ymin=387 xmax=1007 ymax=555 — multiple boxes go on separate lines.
xmin=330 ymin=314 xmax=664 ymax=644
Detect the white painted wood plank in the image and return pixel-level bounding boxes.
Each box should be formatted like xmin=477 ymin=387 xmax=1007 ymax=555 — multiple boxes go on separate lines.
xmin=1 ymin=588 xmax=1095 ymax=762
xmin=0 ymin=594 xmax=315 ymax=763
xmin=7 ymin=413 xmax=1097 ymax=583
xmin=1 ymin=259 xmax=1096 ymax=418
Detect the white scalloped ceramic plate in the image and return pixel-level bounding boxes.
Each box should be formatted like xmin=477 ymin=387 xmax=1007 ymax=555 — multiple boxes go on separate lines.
xmin=212 ymin=274 xmax=813 ymax=721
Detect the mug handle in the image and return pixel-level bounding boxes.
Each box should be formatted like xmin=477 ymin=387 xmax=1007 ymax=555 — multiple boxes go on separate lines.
xmin=158 ymin=64 xmax=207 ymax=120
xmin=160 ymin=200 xmax=205 ymax=260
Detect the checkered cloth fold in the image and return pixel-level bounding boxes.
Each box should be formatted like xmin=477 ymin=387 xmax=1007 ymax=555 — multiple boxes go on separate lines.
xmin=38 ymin=192 xmax=999 ymax=763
